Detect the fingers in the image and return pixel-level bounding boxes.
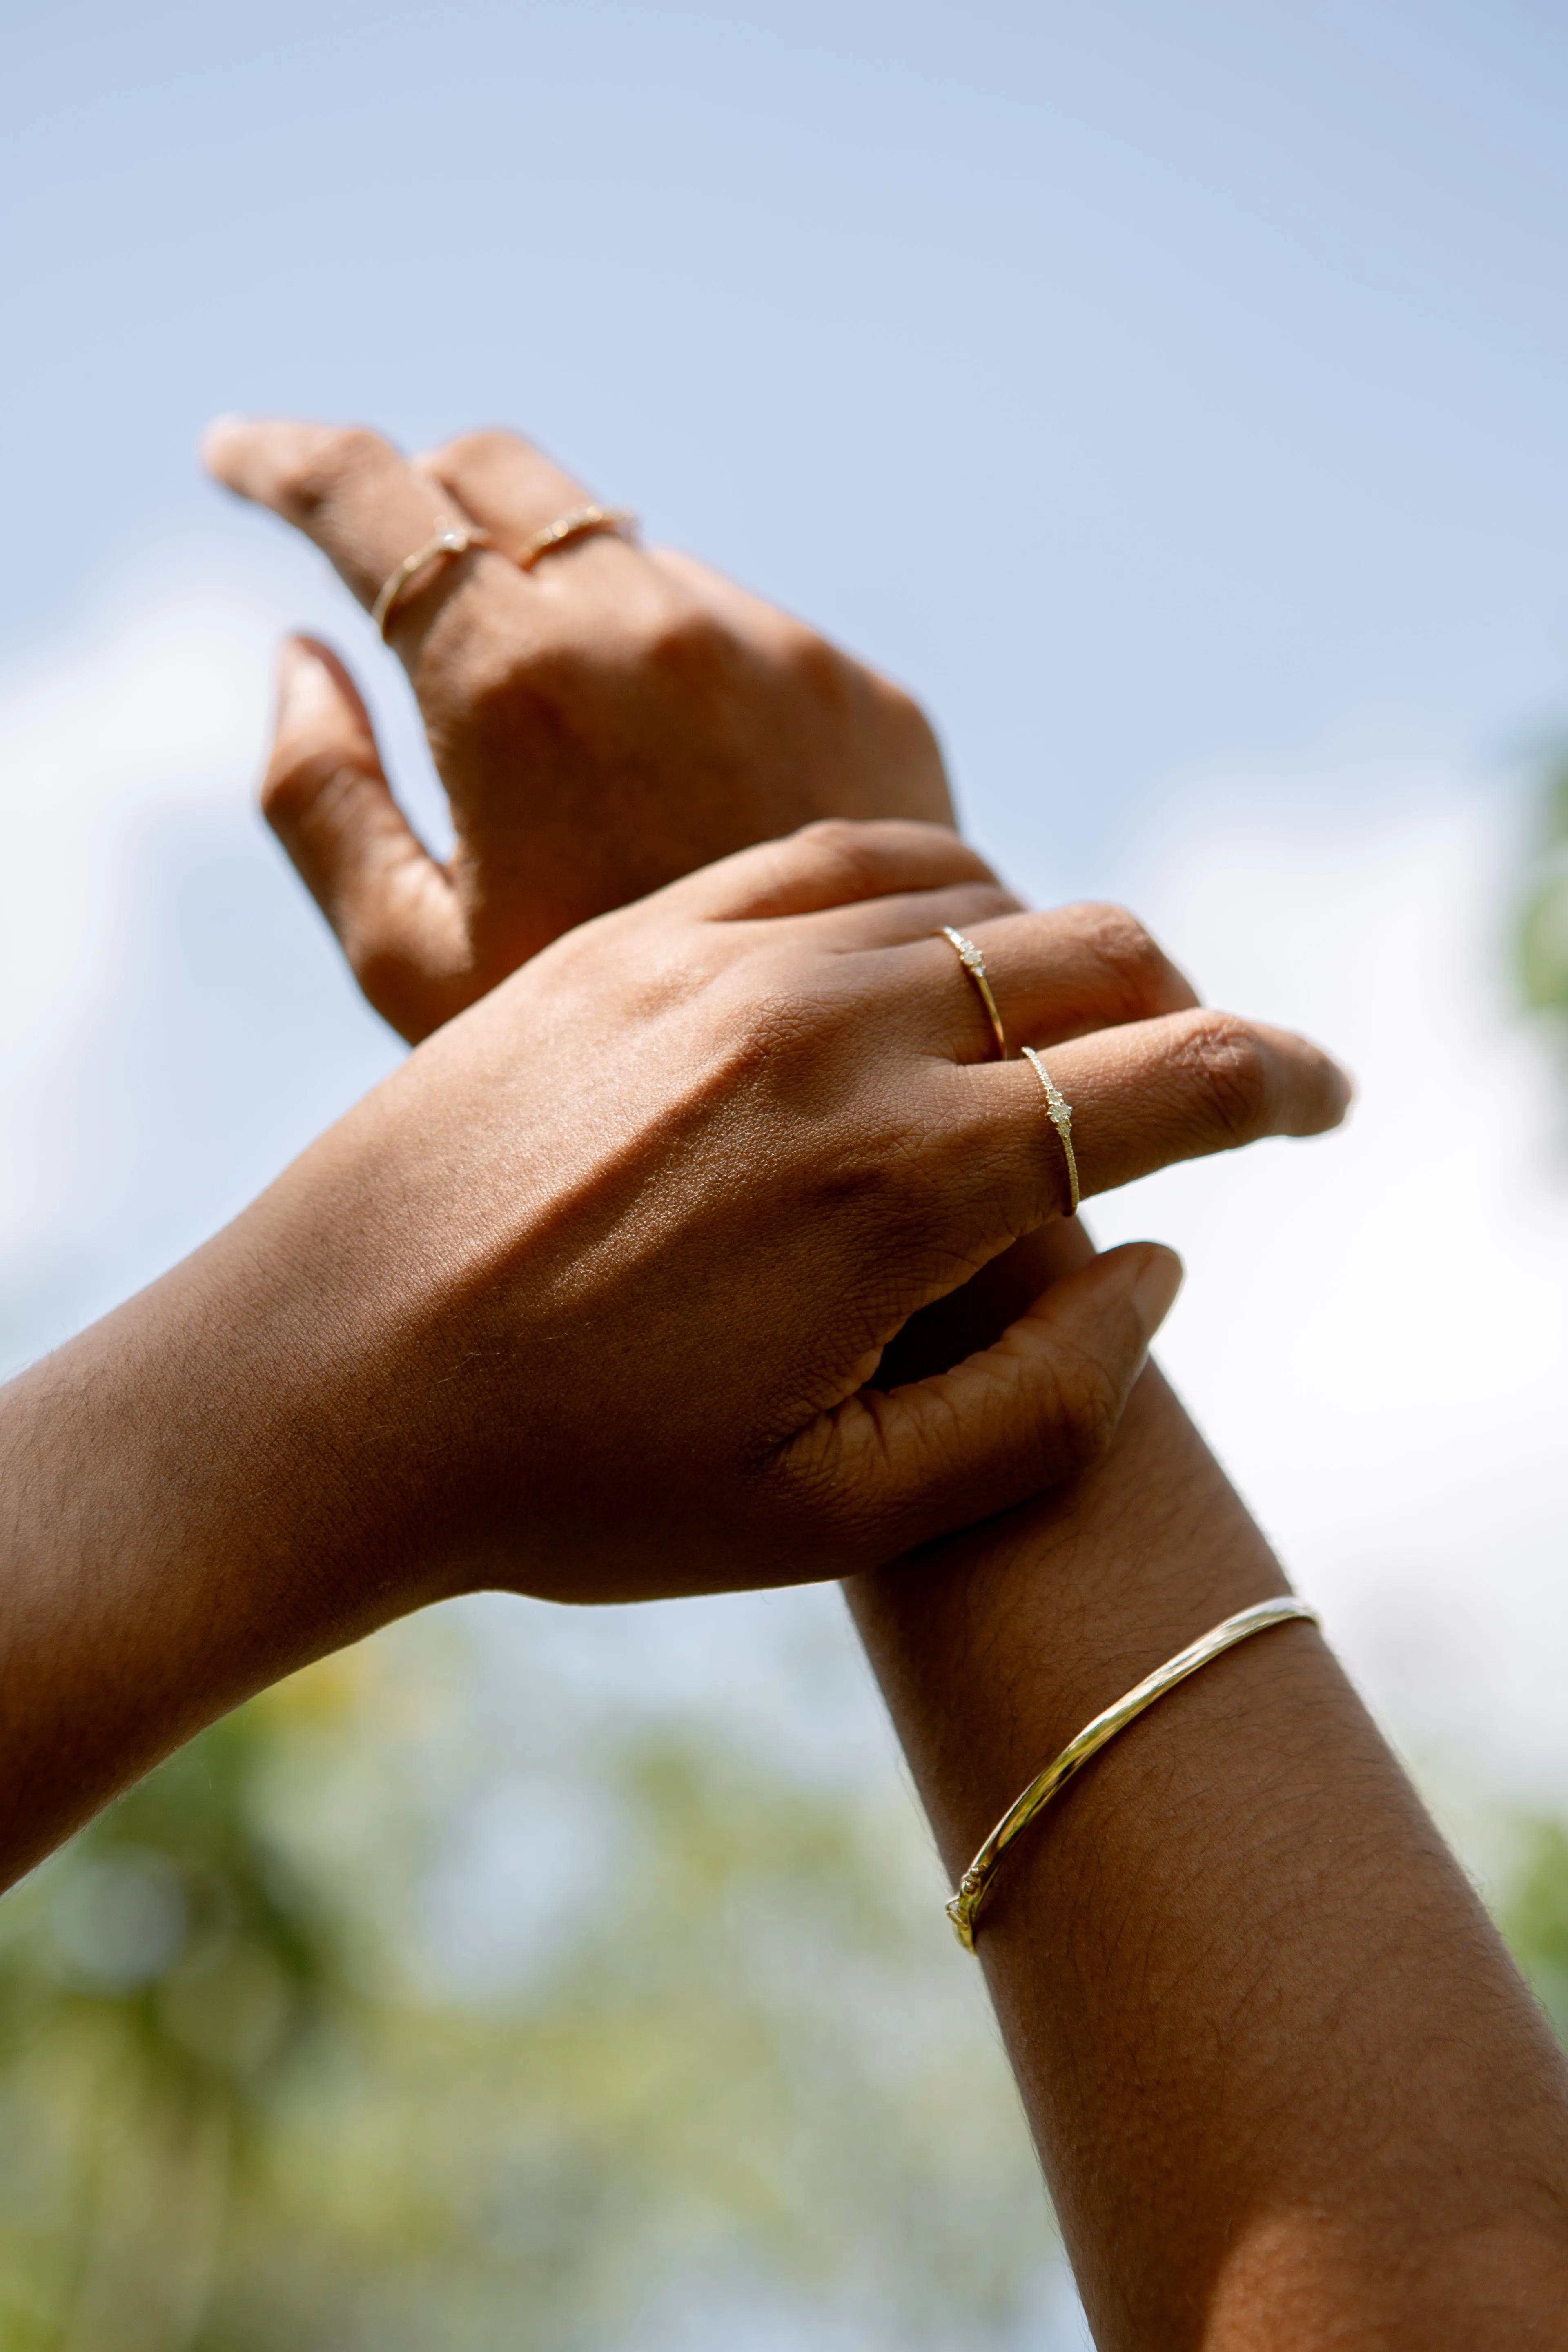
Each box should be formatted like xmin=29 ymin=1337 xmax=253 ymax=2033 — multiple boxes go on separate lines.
xmin=786 ymin=1244 xmax=1183 ymax=1564
xmin=892 ymin=902 xmax=1200 ymax=1059
xmin=414 ymin=428 xmax=644 ymax=584
xmin=800 ymin=879 xmax=1025 ymax=951
xmin=203 ymin=418 xmax=498 ymax=639
xmin=673 ymin=818 xmax=989 ymax=922
xmin=936 ymin=1004 xmax=1352 ymax=1228
xmin=264 ymin=639 xmax=467 ymax=1042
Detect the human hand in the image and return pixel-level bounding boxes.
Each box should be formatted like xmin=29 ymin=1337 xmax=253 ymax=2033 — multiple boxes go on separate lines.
xmin=205 ymin=419 xmax=951 ymax=1042
xmin=194 ymin=819 xmax=1343 ymax=1607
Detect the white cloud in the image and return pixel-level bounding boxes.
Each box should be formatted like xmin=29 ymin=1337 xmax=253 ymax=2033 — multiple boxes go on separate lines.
xmin=1094 ymin=784 xmax=1568 ymax=1800
xmin=0 ymin=553 xmax=406 ymax=1285
xmin=0 ymin=566 xmax=292 ymax=1240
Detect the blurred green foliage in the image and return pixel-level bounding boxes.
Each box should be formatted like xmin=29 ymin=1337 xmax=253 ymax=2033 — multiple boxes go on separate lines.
xmin=1500 ymin=1821 xmax=1568 ymax=2044
xmin=1517 ymin=752 xmax=1568 ymax=1017
xmin=0 ymin=1625 xmax=1059 ymax=2351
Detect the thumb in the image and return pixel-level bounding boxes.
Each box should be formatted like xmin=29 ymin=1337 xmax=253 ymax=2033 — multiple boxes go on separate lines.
xmin=785 ymin=1242 xmax=1183 ymax=1566
xmin=263 ymin=637 xmax=468 ymax=1042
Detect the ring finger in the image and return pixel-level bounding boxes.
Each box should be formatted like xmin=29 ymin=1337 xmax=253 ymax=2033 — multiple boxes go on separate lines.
xmin=839 ymin=902 xmax=1201 ymax=1056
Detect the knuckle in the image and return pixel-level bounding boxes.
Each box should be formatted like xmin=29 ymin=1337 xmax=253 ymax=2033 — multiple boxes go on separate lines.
xmin=786 ymin=815 xmax=898 ymax=897
xmin=781 ymin=622 xmax=853 ymax=702
xmin=277 ymin=425 xmax=387 ymax=517
xmin=345 ymin=928 xmax=413 ymax=1004
xmin=344 ymin=925 xmax=441 ymax=1044
xmin=637 ymin=598 xmax=737 ymax=684
xmin=1176 ymin=1011 xmax=1271 ymax=1141
xmin=259 ymin=742 xmax=354 ymax=831
xmin=437 ymin=426 xmax=539 ymax=472
xmin=1074 ymin=902 xmax=1181 ymax=1013
xmin=1051 ymin=1343 xmax=1125 ymax=1471
xmin=455 ymin=632 xmax=579 ymax=736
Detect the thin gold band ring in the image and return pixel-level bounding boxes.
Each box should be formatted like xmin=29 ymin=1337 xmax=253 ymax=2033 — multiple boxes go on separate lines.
xmin=370 ymin=523 xmax=493 ymax=640
xmin=370 ymin=506 xmax=639 ymax=642
xmin=1021 ymin=1045 xmax=1080 ymax=1216
xmin=515 ymin=504 xmax=639 ymax=571
xmin=940 ymin=927 xmax=1008 ymax=1060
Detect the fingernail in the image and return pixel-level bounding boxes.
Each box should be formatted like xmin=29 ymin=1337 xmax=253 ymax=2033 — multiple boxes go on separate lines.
xmin=1130 ymin=1245 xmax=1184 ymax=1338
xmin=199 ymin=414 xmax=248 ymax=473
xmin=274 ymin=638 xmax=336 ymax=728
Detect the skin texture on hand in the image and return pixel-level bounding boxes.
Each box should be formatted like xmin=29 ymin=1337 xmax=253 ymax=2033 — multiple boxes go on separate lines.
xmin=207 ymin=419 xmax=953 ymax=1038
xmin=0 ymin=813 xmax=1356 ymax=1885
xmin=204 ymin=418 xmax=1568 ymax=2343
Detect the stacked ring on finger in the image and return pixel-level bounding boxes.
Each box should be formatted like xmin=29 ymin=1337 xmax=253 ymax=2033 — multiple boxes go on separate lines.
xmin=1021 ymin=1047 xmax=1080 ymax=1216
xmin=370 ymin=523 xmax=494 ymax=640
xmin=940 ymin=920 xmax=1078 ymax=1210
xmin=515 ymin=503 xmax=639 ymax=572
xmin=370 ymin=505 xmax=640 ymax=641
xmin=940 ymin=925 xmax=1009 ymax=1059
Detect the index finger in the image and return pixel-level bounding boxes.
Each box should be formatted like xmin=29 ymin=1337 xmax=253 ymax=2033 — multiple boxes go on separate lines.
xmin=413 ymin=428 xmax=646 ymax=588
xmin=202 ymin=417 xmax=505 ymax=648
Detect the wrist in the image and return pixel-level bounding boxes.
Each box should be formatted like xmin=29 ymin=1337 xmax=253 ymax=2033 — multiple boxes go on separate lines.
xmin=848 ymin=1359 xmax=1286 ymax=1880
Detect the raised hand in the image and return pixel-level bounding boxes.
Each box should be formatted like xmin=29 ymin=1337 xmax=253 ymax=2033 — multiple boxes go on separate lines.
xmin=0 ymin=815 xmax=1346 ymax=1874
xmin=204 ymin=817 xmax=1343 ymax=1603
xmin=206 ymin=420 xmax=951 ymax=1039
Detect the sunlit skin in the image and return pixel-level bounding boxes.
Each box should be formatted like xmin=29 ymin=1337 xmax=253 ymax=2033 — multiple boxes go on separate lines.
xmin=205 ymin=417 xmax=1568 ymax=2348
xmin=0 ymin=744 xmax=1357 ymax=1886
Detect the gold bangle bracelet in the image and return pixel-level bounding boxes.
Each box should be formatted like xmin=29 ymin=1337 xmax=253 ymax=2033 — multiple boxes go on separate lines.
xmin=946 ymin=1597 xmax=1320 ymax=1951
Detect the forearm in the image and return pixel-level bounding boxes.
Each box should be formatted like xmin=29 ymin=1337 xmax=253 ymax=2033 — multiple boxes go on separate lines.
xmin=851 ymin=1233 xmax=1568 ymax=2345
xmin=0 ymin=1202 xmax=433 ymax=1884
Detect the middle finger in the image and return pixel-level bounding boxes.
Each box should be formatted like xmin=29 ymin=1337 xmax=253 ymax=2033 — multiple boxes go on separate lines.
xmin=844 ymin=903 xmax=1201 ymax=1058
xmin=204 ymin=417 xmax=512 ymax=649
xmin=415 ymin=427 xmax=646 ymax=590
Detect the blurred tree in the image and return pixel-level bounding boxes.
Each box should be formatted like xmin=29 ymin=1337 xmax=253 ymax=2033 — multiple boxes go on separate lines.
xmin=0 ymin=1624 xmax=1062 ymax=2352
xmin=1517 ymin=751 xmax=1568 ymax=1020
xmin=1500 ymin=1821 xmax=1568 ymax=2046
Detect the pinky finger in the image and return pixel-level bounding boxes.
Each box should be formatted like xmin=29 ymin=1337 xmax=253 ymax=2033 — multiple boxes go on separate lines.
xmin=264 ymin=638 xmax=468 ymax=1042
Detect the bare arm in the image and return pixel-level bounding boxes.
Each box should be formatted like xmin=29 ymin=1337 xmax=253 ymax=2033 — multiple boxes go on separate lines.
xmin=15 ymin=826 xmax=1290 ymax=1881
xmin=855 ymin=1231 xmax=1568 ymax=2346
xmin=207 ymin=417 xmax=1568 ymax=2343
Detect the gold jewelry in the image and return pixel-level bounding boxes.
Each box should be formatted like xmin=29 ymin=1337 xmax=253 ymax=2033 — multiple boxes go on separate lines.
xmin=515 ymin=504 xmax=638 ymax=572
xmin=939 ymin=926 xmax=1008 ymax=1059
xmin=1020 ymin=1045 xmax=1079 ymax=1215
xmin=946 ymin=1597 xmax=1319 ymax=1951
xmin=370 ymin=523 xmax=492 ymax=640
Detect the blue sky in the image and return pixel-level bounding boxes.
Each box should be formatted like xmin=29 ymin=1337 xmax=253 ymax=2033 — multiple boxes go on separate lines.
xmin=9 ymin=0 xmax=1568 ymax=878
xmin=7 ymin=20 xmax=1568 ymax=2331
xmin=6 ymin=0 xmax=1568 ymax=1851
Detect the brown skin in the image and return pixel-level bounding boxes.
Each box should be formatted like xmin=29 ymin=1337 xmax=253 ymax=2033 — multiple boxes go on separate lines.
xmin=207 ymin=417 xmax=1568 ymax=2345
xmin=204 ymin=418 xmax=953 ymax=1039
xmin=0 ymin=812 xmax=1353 ymax=1884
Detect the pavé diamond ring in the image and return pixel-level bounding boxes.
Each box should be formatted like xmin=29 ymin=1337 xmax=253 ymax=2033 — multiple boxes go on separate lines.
xmin=939 ymin=926 xmax=1008 ymax=1060
xmin=1021 ymin=1045 xmax=1080 ymax=1216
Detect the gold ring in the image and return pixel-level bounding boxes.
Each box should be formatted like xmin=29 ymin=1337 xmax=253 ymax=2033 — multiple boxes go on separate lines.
xmin=1021 ymin=1046 xmax=1080 ymax=1215
xmin=940 ymin=927 xmax=1008 ymax=1059
xmin=370 ymin=523 xmax=492 ymax=641
xmin=515 ymin=505 xmax=639 ymax=572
